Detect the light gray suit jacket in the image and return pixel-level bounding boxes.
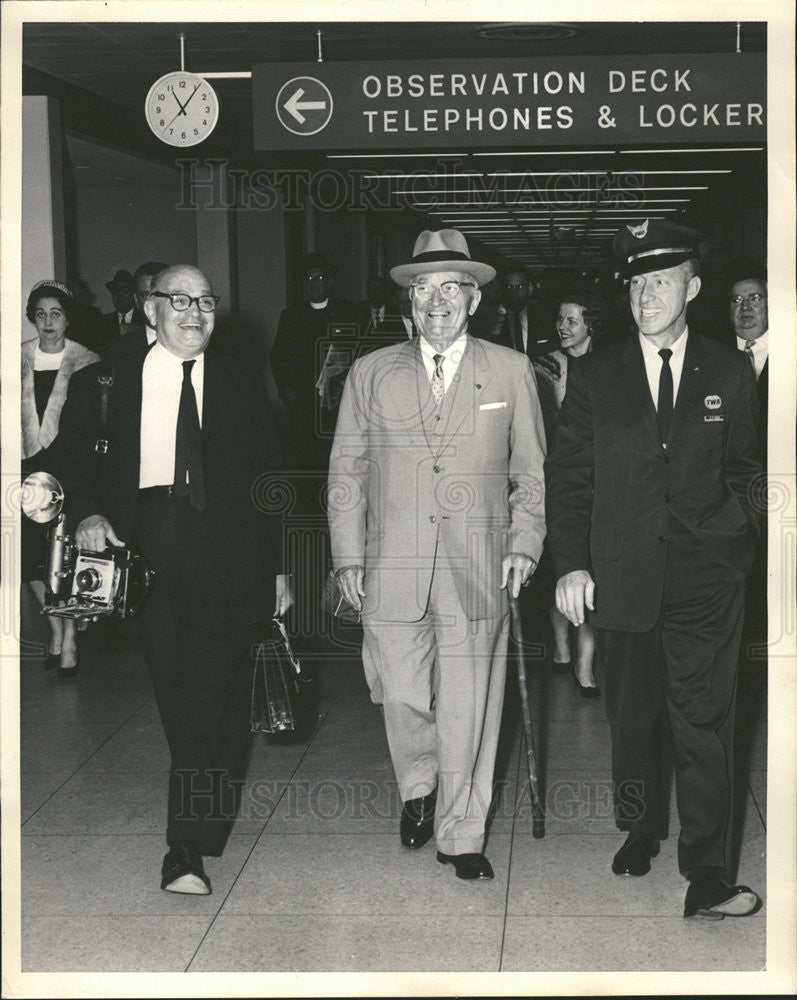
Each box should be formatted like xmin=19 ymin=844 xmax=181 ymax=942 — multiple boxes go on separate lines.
xmin=328 ymin=335 xmax=547 ymax=622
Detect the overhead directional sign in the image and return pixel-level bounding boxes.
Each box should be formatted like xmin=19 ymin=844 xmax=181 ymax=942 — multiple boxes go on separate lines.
xmin=253 ymin=54 xmax=766 ymax=150
xmin=275 ymin=76 xmax=334 ymax=135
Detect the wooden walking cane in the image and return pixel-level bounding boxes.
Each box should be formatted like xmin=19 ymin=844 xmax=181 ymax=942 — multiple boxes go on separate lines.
xmin=509 ymin=579 xmax=545 ymax=838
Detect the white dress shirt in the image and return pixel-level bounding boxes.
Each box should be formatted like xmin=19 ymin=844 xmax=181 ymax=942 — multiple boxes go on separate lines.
xmin=419 ymin=333 xmax=467 ymax=394
xmin=139 ymin=342 xmax=204 ymax=488
xmin=736 ymin=330 xmax=768 ymax=379
xmin=639 ymin=327 xmax=688 ymax=410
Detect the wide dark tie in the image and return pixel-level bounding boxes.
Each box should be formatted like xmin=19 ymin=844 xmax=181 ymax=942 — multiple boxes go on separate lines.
xmin=173 ymin=359 xmax=207 ymax=511
xmin=657 ymin=347 xmax=674 ymax=442
xmin=744 ymin=339 xmax=757 ymax=374
xmin=506 ymin=311 xmax=521 ymax=352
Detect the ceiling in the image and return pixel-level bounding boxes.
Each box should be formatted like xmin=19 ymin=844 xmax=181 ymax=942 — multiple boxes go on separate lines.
xmin=22 ymin=19 xmax=767 ymax=271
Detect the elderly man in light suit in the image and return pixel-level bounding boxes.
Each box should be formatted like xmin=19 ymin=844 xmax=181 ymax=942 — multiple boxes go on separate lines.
xmin=328 ymin=230 xmax=547 ymax=880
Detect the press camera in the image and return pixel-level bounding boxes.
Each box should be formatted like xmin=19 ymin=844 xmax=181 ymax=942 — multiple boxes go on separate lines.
xmin=21 ymin=472 xmax=153 ymax=621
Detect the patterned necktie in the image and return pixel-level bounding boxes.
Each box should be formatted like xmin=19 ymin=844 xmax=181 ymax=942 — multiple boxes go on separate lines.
xmin=657 ymin=348 xmax=674 ymax=442
xmin=431 ymin=353 xmax=445 ymax=405
xmin=173 ymin=359 xmax=207 ymax=511
xmin=744 ymin=339 xmax=757 ymax=374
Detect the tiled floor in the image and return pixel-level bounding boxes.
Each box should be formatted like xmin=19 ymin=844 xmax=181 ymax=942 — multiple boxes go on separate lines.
xmin=15 ymin=590 xmax=767 ymax=975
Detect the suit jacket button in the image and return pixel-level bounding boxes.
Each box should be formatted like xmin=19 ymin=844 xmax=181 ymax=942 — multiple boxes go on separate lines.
xmin=429 ymin=515 xmax=436 ymax=523
xmin=658 ymin=535 xmax=667 ymax=543
xmin=433 ymin=465 xmax=440 ymax=473
xmin=664 ymin=493 xmax=672 ymax=502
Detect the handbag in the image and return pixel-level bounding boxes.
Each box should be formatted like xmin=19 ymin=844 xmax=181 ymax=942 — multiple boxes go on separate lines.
xmin=250 ymin=617 xmax=309 ymax=734
xmin=321 ymin=569 xmax=362 ymax=624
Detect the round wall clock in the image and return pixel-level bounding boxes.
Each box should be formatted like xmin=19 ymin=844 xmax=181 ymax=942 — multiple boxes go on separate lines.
xmin=145 ymin=71 xmax=219 ymax=147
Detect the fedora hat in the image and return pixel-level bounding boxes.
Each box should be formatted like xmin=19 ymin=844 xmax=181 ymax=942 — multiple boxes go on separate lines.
xmin=105 ymin=268 xmax=134 ymax=291
xmin=390 ymin=229 xmax=496 ymax=288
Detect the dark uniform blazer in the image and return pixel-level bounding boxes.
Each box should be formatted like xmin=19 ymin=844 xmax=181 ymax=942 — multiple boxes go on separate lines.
xmin=54 ymin=344 xmax=283 ymax=623
xmin=545 ymin=332 xmax=763 ymax=633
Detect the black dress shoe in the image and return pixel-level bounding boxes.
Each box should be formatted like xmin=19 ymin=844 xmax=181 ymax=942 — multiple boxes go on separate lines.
xmin=552 ymin=659 xmax=571 ymax=674
xmin=684 ymin=874 xmax=760 ymax=919
xmin=436 ymin=851 xmax=494 ymax=880
xmin=160 ymin=842 xmax=211 ymax=895
xmin=611 ymin=835 xmax=660 ymax=876
xmin=400 ymin=789 xmax=436 ymax=849
xmin=573 ymin=676 xmax=601 ymax=699
xmin=56 ymin=665 xmax=78 ymax=679
xmin=45 ymin=651 xmax=60 ymax=671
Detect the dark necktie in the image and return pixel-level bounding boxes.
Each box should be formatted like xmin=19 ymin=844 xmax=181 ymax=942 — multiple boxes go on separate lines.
xmin=173 ymin=359 xmax=207 ymax=511
xmin=506 ymin=311 xmax=521 ymax=352
xmin=657 ymin=348 xmax=674 ymax=442
xmin=744 ymin=339 xmax=757 ymax=374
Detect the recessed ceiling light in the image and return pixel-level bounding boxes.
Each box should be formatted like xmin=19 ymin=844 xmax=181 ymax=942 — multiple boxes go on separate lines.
xmin=475 ymin=22 xmax=581 ymax=41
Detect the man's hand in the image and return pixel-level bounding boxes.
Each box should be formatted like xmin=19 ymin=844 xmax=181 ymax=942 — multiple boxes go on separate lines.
xmin=555 ymin=569 xmax=595 ymax=627
xmin=274 ymin=574 xmax=294 ymax=618
xmin=336 ymin=565 xmax=365 ymax=612
xmin=500 ymin=553 xmax=536 ymax=599
xmin=75 ymin=515 xmax=124 ymax=551
xmin=533 ymin=354 xmax=562 ymax=379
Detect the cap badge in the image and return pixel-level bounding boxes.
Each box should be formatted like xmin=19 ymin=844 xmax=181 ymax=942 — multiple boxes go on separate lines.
xmin=704 ymin=395 xmax=722 ymax=410
xmin=627 ymin=219 xmax=649 ymax=239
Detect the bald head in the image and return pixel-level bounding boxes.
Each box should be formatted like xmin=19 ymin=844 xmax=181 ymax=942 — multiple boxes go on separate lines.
xmin=144 ymin=265 xmax=216 ymax=359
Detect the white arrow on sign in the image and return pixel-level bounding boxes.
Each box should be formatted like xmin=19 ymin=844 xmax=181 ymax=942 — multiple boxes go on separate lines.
xmin=283 ymin=87 xmax=327 ymax=124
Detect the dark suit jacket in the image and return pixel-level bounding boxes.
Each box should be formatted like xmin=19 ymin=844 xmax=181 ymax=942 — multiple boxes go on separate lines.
xmin=270 ymin=297 xmax=358 ymax=407
xmin=545 ymin=332 xmax=763 ymax=632
xmin=493 ymin=303 xmax=558 ymax=359
xmin=54 ymin=344 xmax=284 ymax=623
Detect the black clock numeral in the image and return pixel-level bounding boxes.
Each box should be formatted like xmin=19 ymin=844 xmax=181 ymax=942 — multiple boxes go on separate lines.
xmin=202 ymin=93 xmax=207 ymax=99
xmin=203 ymin=120 xmax=208 ymax=125
xmin=179 ymin=80 xmax=186 ymax=88
xmin=159 ymin=119 xmax=165 ymax=126
xmin=158 ymin=92 xmax=165 ymax=100
xmin=181 ymin=131 xmax=186 ymax=139
xmin=169 ymin=128 xmax=174 ymax=135
xmin=155 ymin=106 xmax=161 ymax=113
xmin=205 ymin=106 xmax=211 ymax=113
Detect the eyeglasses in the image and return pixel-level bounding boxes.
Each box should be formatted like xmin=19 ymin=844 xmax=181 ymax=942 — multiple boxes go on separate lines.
xmin=150 ymin=291 xmax=219 ymax=312
xmin=409 ymin=281 xmax=476 ymax=300
xmin=730 ymin=293 xmax=765 ymax=305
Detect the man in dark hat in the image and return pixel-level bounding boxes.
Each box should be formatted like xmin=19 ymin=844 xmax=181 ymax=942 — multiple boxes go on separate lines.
xmin=545 ymin=219 xmax=763 ymax=919
xmin=328 ymin=229 xmax=546 ymax=881
xmin=493 ymin=264 xmax=556 ymax=358
xmin=270 ymin=251 xmax=358 ymax=466
xmin=99 ymin=268 xmax=138 ymax=350
xmin=104 ymin=261 xmax=169 ymax=359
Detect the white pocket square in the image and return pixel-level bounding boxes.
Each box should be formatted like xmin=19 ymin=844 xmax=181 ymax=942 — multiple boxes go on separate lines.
xmin=480 ymin=401 xmax=507 ymax=410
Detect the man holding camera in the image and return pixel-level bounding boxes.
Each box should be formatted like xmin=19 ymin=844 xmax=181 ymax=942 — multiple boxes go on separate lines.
xmin=56 ymin=265 xmax=292 ymax=896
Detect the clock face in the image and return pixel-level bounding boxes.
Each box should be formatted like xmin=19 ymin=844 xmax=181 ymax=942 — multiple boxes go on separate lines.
xmin=145 ymin=72 xmax=219 ymax=147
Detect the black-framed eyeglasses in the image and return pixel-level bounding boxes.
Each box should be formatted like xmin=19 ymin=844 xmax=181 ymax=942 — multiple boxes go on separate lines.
xmin=150 ymin=291 xmax=219 ymax=313
xmin=409 ymin=280 xmax=476 ymax=301
xmin=730 ymin=293 xmax=765 ymax=305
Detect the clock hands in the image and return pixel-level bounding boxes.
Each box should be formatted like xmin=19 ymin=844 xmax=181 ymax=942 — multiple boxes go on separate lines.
xmin=180 ymin=83 xmax=201 ymax=113
xmin=164 ymin=84 xmax=201 ymax=130
xmin=171 ymin=88 xmax=187 ymax=114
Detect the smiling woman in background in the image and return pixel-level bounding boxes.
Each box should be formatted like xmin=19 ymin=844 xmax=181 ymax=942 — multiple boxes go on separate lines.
xmin=21 ymin=280 xmax=99 ymax=676
xmin=534 ymin=288 xmax=606 ymax=698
